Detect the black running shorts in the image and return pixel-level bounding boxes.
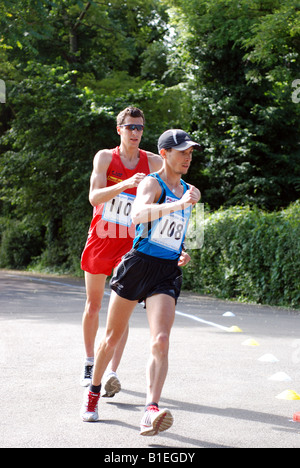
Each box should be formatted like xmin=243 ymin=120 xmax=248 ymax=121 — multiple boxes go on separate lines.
xmin=110 ymin=249 xmax=183 ymax=304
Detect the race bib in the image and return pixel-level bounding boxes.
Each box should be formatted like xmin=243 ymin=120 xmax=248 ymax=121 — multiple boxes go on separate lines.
xmin=102 ymin=192 xmax=135 ymax=227
xmin=149 ymin=209 xmax=190 ymax=253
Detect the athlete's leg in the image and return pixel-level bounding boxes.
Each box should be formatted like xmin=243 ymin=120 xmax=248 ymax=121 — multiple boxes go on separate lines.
xmin=102 ymin=325 xmax=129 ymax=397
xmin=83 ymin=272 xmax=129 ymax=363
xmin=106 ymin=266 xmax=129 ymax=374
xmin=82 ymin=272 xmax=107 ymax=358
xmin=145 ymin=294 xmax=176 ymax=405
xmin=110 ymin=325 xmax=129 ymax=372
xmin=139 ymin=294 xmax=175 ymax=436
xmin=92 ymin=291 xmax=137 ymax=387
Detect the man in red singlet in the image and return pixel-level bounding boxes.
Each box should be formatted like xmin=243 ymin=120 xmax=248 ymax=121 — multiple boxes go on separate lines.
xmin=80 ymin=107 xmax=163 ymax=395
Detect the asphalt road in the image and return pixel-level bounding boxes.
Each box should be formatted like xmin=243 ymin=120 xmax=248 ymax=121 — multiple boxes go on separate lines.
xmin=1 ymin=269 xmax=300 ymax=449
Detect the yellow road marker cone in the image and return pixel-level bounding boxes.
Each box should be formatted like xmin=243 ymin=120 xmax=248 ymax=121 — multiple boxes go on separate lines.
xmin=228 ymin=326 xmax=243 ymax=333
xmin=276 ymin=390 xmax=300 ymax=401
xmin=242 ymin=338 xmax=260 ymax=346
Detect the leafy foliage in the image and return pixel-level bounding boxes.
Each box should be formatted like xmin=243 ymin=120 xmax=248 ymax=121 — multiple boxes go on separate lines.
xmin=0 ymin=0 xmax=299 ymax=307
xmin=183 ymin=201 xmax=300 ymax=308
xmin=166 ymin=0 xmax=300 ymax=209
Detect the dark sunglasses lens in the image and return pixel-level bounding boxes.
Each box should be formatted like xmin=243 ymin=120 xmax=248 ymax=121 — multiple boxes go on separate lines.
xmin=128 ymin=125 xmax=143 ymax=131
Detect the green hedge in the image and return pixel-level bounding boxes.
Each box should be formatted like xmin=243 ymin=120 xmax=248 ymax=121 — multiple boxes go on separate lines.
xmin=183 ymin=201 xmax=300 ymax=309
xmin=1 ymin=202 xmax=299 ymax=309
xmin=0 ymin=218 xmax=45 ymax=270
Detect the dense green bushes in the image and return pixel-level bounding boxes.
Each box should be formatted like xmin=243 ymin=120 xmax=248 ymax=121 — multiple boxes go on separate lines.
xmin=1 ymin=1 xmax=299 ymax=309
xmin=0 ymin=217 xmax=45 ymax=269
xmin=183 ymin=201 xmax=300 ymax=309
xmin=1 ymin=201 xmax=299 ymax=309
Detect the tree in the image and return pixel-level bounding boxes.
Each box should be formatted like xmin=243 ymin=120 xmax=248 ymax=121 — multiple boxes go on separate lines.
xmin=0 ymin=63 xmax=116 ymax=267
xmin=165 ymin=0 xmax=300 ymax=209
xmin=1 ymin=0 xmax=299 ymax=274
xmin=0 ymin=0 xmax=175 ymax=271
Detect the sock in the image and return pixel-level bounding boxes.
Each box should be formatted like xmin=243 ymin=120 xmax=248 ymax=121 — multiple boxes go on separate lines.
xmin=145 ymin=402 xmax=159 ymax=411
xmin=85 ymin=357 xmax=94 ymax=366
xmin=90 ymin=384 xmax=101 ymax=394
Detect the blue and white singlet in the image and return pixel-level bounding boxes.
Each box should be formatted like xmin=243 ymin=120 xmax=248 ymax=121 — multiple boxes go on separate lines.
xmin=133 ymin=173 xmax=192 ymax=260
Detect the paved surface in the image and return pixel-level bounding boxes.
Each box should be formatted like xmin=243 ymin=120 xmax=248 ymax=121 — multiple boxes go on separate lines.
xmin=1 ymin=269 xmax=300 ymax=449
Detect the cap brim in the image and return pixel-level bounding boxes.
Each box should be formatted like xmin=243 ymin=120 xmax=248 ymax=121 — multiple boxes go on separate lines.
xmin=173 ymin=141 xmax=202 ymax=151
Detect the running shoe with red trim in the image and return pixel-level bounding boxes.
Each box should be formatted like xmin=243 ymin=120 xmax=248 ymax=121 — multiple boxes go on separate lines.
xmin=140 ymin=405 xmax=174 ymax=436
xmin=81 ymin=389 xmax=100 ymax=422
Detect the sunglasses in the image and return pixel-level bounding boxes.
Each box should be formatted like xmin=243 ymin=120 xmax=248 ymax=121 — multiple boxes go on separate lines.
xmin=119 ymin=124 xmax=144 ymax=132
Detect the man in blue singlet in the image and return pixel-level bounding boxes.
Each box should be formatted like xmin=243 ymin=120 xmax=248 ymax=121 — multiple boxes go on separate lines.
xmin=81 ymin=129 xmax=201 ymax=436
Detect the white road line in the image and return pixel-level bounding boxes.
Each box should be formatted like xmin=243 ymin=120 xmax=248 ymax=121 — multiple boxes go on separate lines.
xmin=6 ymin=274 xmax=231 ymax=332
xmin=175 ymin=310 xmax=231 ymax=332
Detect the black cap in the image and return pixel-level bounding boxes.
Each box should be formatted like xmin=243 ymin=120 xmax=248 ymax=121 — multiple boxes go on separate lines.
xmin=158 ymin=129 xmax=201 ymax=152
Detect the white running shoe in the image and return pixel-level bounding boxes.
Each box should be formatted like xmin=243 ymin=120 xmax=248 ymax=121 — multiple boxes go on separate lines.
xmin=80 ymin=389 xmax=100 ymax=422
xmin=140 ymin=405 xmax=174 ymax=436
xmin=102 ymin=372 xmax=121 ymax=398
xmin=80 ymin=364 xmax=94 ymax=387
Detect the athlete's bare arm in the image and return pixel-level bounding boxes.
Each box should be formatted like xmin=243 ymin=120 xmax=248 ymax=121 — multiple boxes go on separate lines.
xmin=132 ymin=177 xmax=200 ymax=225
xmin=89 ymin=150 xmax=146 ymax=207
xmin=146 ymin=152 xmax=163 ymax=173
